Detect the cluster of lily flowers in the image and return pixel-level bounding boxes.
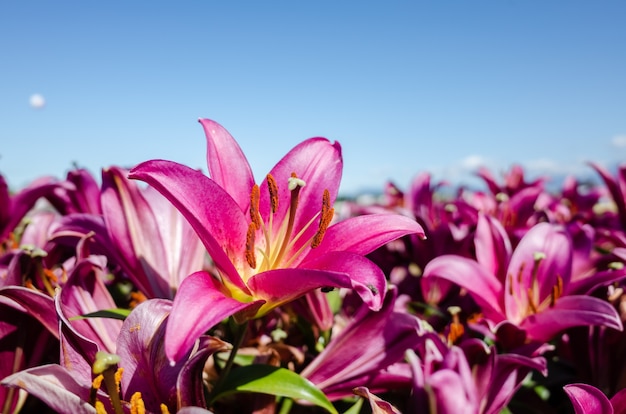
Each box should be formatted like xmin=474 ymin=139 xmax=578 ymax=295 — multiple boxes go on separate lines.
xmin=2 ymin=119 xmax=626 ymax=414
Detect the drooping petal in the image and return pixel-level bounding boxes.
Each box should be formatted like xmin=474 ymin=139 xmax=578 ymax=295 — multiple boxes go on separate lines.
xmin=306 ymin=213 xmax=425 ymax=261
xmin=199 ymin=119 xmax=255 ymax=212
xmin=165 ymin=271 xmax=265 ymax=364
xmin=353 ymin=386 xmax=403 ymax=414
xmin=142 ymin=185 xmax=206 ymax=290
xmin=301 ymin=288 xmax=422 ymax=396
xmin=1 ymin=365 xmax=98 ymax=414
xmin=520 ymin=295 xmax=622 ymax=342
xmin=564 ymin=383 xmax=613 ymax=414
xmin=117 ymin=299 xmax=180 ymax=412
xmin=55 ymin=287 xmax=101 ymax=386
xmin=60 ymin=258 xmax=122 ymax=353
xmin=177 ymin=335 xmax=231 ymax=408
xmin=250 ymin=252 xmax=386 ymax=312
xmin=102 ymin=166 xmax=171 ymax=298
xmin=0 ymin=286 xmax=58 ymax=337
xmin=301 ymin=251 xmax=387 ymax=311
xmin=422 ymin=256 xmax=505 ymax=323
xmin=129 ymin=160 xmax=250 ymax=293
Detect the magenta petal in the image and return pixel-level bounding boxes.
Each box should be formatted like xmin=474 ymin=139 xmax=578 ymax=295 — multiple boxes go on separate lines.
xmin=129 ymin=160 xmax=250 ymax=293
xmin=0 ymin=286 xmax=58 ymax=338
xmin=505 ymin=223 xmax=572 ymax=317
xmin=259 ymin=137 xmax=342 ymax=246
xmin=1 ymin=365 xmax=95 ymax=414
xmin=165 ymin=271 xmax=264 ymax=364
xmin=250 ymin=252 xmax=386 ymax=311
xmin=520 ymin=295 xmax=623 ymax=342
xmin=428 ymin=370 xmax=477 ymax=414
xmin=307 ymin=213 xmax=426 ymax=260
xmin=102 ymin=166 xmax=171 ymax=298
xmin=177 ymin=335 xmax=231 ymax=408
xmin=564 ymin=383 xmax=613 ymax=414
xmin=302 ymin=251 xmax=387 ymax=311
xmin=611 ymin=388 xmax=626 ymax=414
xmin=422 ymin=256 xmax=505 ymax=323
xmin=199 ymin=119 xmax=255 ymax=212
xmin=474 ymin=213 xmax=511 ymax=282
xmin=0 ymin=175 xmax=59 ymax=242
xmin=117 ymin=299 xmax=180 ymax=412
xmin=247 ymin=267 xmax=357 ymax=311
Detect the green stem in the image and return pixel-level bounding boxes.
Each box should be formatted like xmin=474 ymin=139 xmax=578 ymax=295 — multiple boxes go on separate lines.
xmin=211 ymin=320 xmax=248 ymax=400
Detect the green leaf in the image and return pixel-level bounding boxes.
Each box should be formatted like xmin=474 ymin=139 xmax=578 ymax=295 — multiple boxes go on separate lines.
xmin=211 ymin=365 xmax=338 ymax=414
xmin=69 ymin=308 xmax=131 ymax=321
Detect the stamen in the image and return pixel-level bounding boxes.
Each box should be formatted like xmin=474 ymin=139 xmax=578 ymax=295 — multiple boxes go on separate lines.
xmin=550 ymin=275 xmax=564 ymax=307
xmin=90 ymin=374 xmax=104 ymax=406
xmin=267 ymin=174 xmax=279 ymax=213
xmin=446 ymin=306 xmax=464 ymax=344
xmin=311 ymin=189 xmax=334 ymax=248
xmin=250 ymin=184 xmax=262 ymax=228
xmin=246 ymin=223 xmax=257 ymax=268
xmin=160 ymin=404 xmax=171 ymax=414
xmin=130 ymin=392 xmax=146 ymax=414
xmin=273 ymin=174 xmax=305 ymax=266
xmin=95 ymin=401 xmax=107 ymax=414
xmin=527 ymin=287 xmax=538 ymax=314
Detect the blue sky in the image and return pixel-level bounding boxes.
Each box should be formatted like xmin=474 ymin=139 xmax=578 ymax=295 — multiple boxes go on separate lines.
xmin=2 ymin=1 xmax=625 ymax=196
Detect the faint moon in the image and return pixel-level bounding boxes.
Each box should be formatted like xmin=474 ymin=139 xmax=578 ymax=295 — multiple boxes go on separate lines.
xmin=29 ymin=94 xmax=46 ymax=109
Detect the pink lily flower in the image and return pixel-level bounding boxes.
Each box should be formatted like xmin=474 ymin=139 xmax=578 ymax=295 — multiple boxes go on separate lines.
xmin=422 ymin=219 xmax=622 ymax=342
xmin=0 ymin=173 xmax=59 ymax=250
xmin=129 ymin=119 xmax=425 ymax=363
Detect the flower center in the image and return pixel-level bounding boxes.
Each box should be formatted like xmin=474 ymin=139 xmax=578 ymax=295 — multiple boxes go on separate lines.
xmin=245 ymin=172 xmax=334 ymax=273
xmin=90 ymin=351 xmax=171 ymax=414
xmin=507 ymin=252 xmax=563 ymax=320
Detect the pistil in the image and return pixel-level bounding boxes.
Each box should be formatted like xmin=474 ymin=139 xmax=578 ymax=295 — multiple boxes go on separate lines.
xmin=92 ymin=351 xmax=124 ymax=414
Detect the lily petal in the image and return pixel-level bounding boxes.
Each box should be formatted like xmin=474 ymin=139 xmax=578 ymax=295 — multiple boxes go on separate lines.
xmin=505 ymin=222 xmax=572 ymax=322
xmin=165 ymin=271 xmax=265 ymax=364
xmin=199 ymin=119 xmax=255 ymax=212
xmin=422 ymin=256 xmax=505 ymax=323
xmin=564 ymin=383 xmax=613 ymax=414
xmin=259 ymin=137 xmax=342 ymax=250
xmin=129 ymin=160 xmax=250 ymax=293
xmin=102 ymin=166 xmax=171 ymax=298
xmin=117 ymin=299 xmax=180 ymax=412
xmin=1 ymin=364 xmax=97 ymax=414
xmin=520 ymin=295 xmax=622 ymax=342
xmin=306 ymin=213 xmax=425 ymax=261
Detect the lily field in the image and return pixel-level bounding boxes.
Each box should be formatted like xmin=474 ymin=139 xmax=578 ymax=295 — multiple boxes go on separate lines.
xmin=3 ymin=118 xmax=626 ymax=414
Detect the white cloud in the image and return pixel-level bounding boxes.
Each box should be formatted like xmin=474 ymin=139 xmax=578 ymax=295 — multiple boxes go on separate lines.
xmin=29 ymin=94 xmax=46 ymax=109
xmin=611 ymin=135 xmax=626 ymax=148
xmin=460 ymin=154 xmax=489 ymax=170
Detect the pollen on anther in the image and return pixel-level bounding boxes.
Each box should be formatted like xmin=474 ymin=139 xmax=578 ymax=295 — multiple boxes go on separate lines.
xmin=250 ymin=184 xmax=262 ymax=228
xmin=245 ymin=223 xmax=257 ymax=268
xmin=311 ymin=189 xmax=334 ymax=248
xmin=266 ymin=174 xmax=279 ymax=213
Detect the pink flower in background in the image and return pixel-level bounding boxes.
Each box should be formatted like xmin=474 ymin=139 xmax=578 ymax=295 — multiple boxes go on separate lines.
xmin=423 ymin=220 xmax=622 ymax=342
